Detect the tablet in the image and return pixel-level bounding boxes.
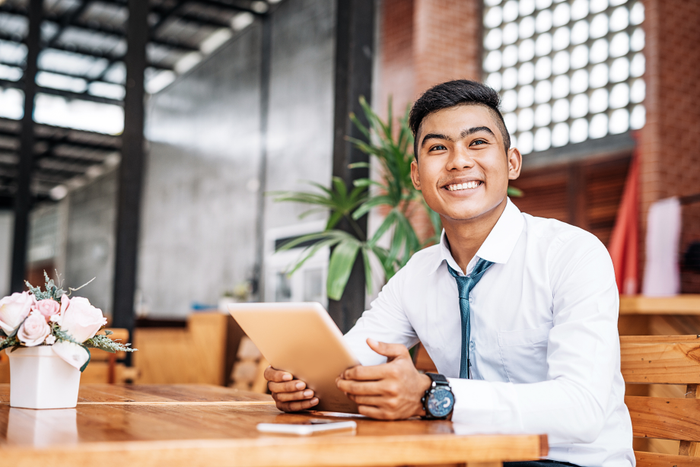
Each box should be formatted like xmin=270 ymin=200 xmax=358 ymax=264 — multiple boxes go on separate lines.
xmin=228 ymin=302 xmax=360 ymax=414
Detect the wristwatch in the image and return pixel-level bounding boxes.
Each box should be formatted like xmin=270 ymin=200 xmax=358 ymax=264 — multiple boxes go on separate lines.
xmin=421 ymin=373 xmax=455 ymax=419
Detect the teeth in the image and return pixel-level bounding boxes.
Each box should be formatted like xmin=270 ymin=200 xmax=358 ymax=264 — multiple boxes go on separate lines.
xmin=447 ymin=181 xmax=480 ymax=191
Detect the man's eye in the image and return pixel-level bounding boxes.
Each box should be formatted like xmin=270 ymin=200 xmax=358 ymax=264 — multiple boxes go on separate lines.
xmin=430 ymin=145 xmax=447 ymax=151
xmin=470 ymin=139 xmax=487 ymax=146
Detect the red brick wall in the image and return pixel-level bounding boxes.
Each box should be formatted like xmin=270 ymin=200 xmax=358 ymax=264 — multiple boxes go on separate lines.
xmin=639 ymin=0 xmax=700 ymax=293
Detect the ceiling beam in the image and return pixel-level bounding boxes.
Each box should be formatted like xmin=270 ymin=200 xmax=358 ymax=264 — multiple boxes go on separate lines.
xmin=0 ymin=78 xmax=123 ymax=106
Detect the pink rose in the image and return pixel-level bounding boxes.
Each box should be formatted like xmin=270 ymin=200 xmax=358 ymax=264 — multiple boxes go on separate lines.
xmin=17 ymin=311 xmax=51 ymax=346
xmin=59 ymin=296 xmax=107 ymax=343
xmin=0 ymin=292 xmax=34 ymax=335
xmin=34 ymin=299 xmax=60 ymax=320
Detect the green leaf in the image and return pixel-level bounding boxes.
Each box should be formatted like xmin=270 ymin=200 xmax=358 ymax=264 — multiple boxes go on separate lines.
xmin=327 ymin=241 xmax=361 ymax=301
xmin=79 ymin=345 xmax=91 ymax=373
xmin=508 ymin=186 xmax=524 ymax=197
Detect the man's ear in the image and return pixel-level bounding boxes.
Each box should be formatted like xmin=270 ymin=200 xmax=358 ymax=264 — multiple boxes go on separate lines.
xmin=410 ymin=159 xmax=421 ymax=190
xmin=507 ymin=147 xmax=522 ymax=181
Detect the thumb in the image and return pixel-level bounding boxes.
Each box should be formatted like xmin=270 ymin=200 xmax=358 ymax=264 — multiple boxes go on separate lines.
xmin=367 ymin=338 xmax=409 ymax=361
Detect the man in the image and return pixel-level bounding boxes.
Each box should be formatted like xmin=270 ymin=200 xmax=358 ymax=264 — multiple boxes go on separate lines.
xmin=265 ymin=80 xmax=634 ymax=467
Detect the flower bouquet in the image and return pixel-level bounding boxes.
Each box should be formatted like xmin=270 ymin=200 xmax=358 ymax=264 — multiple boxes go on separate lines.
xmin=0 ymin=273 xmax=135 ymax=408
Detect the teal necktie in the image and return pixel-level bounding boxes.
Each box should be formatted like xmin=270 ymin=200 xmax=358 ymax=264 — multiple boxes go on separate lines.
xmin=448 ymin=258 xmax=494 ymax=379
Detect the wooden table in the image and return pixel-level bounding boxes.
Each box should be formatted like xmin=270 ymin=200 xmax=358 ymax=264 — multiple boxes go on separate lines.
xmin=0 ymin=384 xmax=547 ymax=467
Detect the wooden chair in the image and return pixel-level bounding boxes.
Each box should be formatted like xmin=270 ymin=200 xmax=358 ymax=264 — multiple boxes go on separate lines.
xmin=229 ymin=336 xmax=269 ymax=393
xmin=620 ymin=335 xmax=700 ymax=466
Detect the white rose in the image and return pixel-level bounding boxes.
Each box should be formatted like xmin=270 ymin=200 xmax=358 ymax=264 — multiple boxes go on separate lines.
xmin=17 ymin=311 xmax=51 ymax=346
xmin=59 ymin=296 xmax=107 ymax=343
xmin=0 ymin=292 xmax=34 ymax=335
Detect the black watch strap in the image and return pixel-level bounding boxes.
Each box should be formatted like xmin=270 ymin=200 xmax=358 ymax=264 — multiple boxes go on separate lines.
xmin=426 ymin=372 xmax=449 ymax=386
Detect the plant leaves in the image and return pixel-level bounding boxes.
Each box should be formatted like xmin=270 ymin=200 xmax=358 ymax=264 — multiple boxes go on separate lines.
xmin=327 ymin=241 xmax=361 ymax=301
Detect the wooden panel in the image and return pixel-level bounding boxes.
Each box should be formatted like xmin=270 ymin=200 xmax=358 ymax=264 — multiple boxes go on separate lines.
xmin=133 ymin=313 xmax=229 ymax=385
xmin=620 ymin=296 xmax=700 ymax=315
xmin=621 ymin=341 xmax=700 ymax=384
xmin=626 ymin=395 xmax=700 ymax=441
xmin=635 ymin=451 xmax=700 ymax=467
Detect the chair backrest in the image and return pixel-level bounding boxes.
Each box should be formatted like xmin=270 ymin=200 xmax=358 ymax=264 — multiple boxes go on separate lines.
xmin=620 ymin=335 xmax=700 ymax=466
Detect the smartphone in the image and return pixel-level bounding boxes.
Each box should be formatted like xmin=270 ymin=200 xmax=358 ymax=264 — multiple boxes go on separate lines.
xmin=256 ymin=419 xmax=357 ymax=435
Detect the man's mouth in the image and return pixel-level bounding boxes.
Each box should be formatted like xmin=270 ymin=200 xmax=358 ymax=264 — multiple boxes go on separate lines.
xmin=444 ymin=181 xmax=483 ymax=191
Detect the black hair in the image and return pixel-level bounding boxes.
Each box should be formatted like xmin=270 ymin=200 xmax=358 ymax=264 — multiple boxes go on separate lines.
xmin=409 ymin=79 xmax=511 ymax=158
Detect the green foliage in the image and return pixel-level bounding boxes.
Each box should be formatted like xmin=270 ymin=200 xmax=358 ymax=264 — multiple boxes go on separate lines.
xmin=25 ymin=271 xmax=65 ymax=301
xmin=0 ymin=336 xmax=19 ymax=352
xmin=85 ymin=334 xmax=136 ymax=353
xmin=272 ymin=97 xmax=523 ymax=300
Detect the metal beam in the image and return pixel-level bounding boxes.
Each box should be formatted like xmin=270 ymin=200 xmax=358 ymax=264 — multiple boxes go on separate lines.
xmin=112 ymin=0 xmax=148 ymax=346
xmin=0 ymin=78 xmax=124 ymax=106
xmin=328 ymin=0 xmax=375 ymax=332
xmin=10 ymin=0 xmax=42 ymax=293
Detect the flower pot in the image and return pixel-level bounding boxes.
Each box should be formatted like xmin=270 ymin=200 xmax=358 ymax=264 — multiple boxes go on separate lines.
xmin=6 ymin=346 xmax=81 ymax=409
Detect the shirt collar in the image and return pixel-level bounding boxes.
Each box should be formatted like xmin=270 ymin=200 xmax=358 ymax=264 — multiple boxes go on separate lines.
xmin=430 ymin=198 xmax=524 ymax=275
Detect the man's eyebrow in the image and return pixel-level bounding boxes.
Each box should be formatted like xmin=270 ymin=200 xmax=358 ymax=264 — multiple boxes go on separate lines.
xmin=420 ymin=133 xmax=453 ymax=147
xmin=460 ymin=126 xmax=496 ymax=139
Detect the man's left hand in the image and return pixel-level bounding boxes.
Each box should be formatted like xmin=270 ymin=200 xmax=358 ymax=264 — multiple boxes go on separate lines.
xmin=336 ymin=338 xmax=432 ymax=420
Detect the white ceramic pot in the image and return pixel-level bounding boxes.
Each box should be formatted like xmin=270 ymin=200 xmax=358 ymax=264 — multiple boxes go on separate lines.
xmin=6 ymin=346 xmax=81 ymax=409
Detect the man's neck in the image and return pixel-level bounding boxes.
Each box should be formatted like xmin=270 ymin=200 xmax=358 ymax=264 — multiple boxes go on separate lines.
xmin=442 ymin=198 xmax=508 ymax=274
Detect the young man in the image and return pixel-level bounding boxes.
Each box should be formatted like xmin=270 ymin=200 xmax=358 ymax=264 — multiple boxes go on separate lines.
xmin=265 ymin=80 xmax=634 ymax=467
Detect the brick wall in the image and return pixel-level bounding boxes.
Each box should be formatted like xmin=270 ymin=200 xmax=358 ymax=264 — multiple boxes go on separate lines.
xmin=639 ymin=0 xmax=700 ymax=293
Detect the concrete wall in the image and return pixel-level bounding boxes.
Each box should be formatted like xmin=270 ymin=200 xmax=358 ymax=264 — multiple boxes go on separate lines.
xmin=142 ymin=23 xmax=263 ymax=318
xmin=139 ymin=0 xmax=337 ymax=318
xmin=64 ymin=169 xmax=117 ymax=316
xmin=0 ymin=212 xmax=12 ymax=297
xmin=262 ymin=0 xmax=336 ymax=231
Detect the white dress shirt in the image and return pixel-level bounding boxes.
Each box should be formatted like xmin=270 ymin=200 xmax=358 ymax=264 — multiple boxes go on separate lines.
xmin=344 ymin=199 xmax=634 ymax=467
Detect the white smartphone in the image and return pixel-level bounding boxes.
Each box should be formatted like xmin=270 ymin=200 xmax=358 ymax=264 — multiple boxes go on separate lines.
xmin=256 ymin=419 xmax=357 ymax=436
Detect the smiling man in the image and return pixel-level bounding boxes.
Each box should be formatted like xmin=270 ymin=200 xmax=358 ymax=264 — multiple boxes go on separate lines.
xmin=265 ymin=80 xmax=634 ymax=467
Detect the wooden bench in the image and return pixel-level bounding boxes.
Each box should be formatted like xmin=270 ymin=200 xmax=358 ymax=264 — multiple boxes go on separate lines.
xmin=621 ymin=335 xmax=700 ymax=466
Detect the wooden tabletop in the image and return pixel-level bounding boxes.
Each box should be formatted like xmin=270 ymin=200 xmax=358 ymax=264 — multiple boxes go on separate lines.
xmin=0 ymin=384 xmax=547 ymax=467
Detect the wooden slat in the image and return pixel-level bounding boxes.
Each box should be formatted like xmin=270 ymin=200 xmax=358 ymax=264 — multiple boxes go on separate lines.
xmin=635 ymin=451 xmax=700 ymax=467
xmin=621 ymin=341 xmax=700 ymax=384
xmin=622 ymin=335 xmax=700 ymax=344
xmin=620 ymin=296 xmax=700 ymax=315
xmin=625 ymin=396 xmax=700 ymax=441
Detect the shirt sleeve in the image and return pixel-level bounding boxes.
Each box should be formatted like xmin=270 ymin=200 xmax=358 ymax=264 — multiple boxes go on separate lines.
xmin=448 ymin=231 xmax=621 ymax=445
xmin=343 ymin=265 xmax=420 ymax=366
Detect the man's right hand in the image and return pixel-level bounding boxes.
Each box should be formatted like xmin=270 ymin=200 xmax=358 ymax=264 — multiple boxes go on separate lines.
xmin=264 ymin=366 xmax=319 ymax=412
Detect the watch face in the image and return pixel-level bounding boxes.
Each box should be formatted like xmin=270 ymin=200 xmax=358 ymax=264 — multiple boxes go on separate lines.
xmin=427 ymin=386 xmax=454 ymax=418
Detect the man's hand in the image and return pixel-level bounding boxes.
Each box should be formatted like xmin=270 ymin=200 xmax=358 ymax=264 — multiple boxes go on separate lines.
xmin=336 ymin=338 xmax=432 ymax=420
xmin=264 ymin=366 xmax=319 ymax=412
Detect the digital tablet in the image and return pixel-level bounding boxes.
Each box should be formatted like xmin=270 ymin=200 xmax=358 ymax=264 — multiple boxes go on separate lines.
xmin=228 ymin=302 xmax=360 ymax=414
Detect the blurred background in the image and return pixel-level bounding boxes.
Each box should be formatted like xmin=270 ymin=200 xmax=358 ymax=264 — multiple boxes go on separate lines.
xmin=0 ymin=0 xmax=699 ymax=392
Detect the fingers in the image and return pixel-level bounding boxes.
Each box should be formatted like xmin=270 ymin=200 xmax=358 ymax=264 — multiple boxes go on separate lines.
xmin=264 ymin=365 xmax=293 ymax=383
xmin=272 ymin=388 xmax=315 ymax=403
xmin=366 ymin=338 xmax=410 ymax=360
xmin=275 ymin=397 xmax=320 ymax=413
xmin=342 ymin=362 xmax=399 ymax=381
xmin=337 ymin=378 xmax=392 ymax=396
xmin=268 ymin=379 xmax=308 ymax=394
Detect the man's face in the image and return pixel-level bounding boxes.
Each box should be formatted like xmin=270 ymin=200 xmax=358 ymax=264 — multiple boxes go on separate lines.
xmin=410 ymin=104 xmax=522 ymax=225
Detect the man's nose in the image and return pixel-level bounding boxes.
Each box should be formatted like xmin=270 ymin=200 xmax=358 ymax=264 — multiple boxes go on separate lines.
xmin=446 ymin=146 xmax=474 ymax=170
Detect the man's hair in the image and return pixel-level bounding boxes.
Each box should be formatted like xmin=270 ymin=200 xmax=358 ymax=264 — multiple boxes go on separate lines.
xmin=409 ymin=80 xmax=511 ymax=158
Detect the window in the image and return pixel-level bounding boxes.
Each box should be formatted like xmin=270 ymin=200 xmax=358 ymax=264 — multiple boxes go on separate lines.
xmin=484 ymin=0 xmax=645 ymax=154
